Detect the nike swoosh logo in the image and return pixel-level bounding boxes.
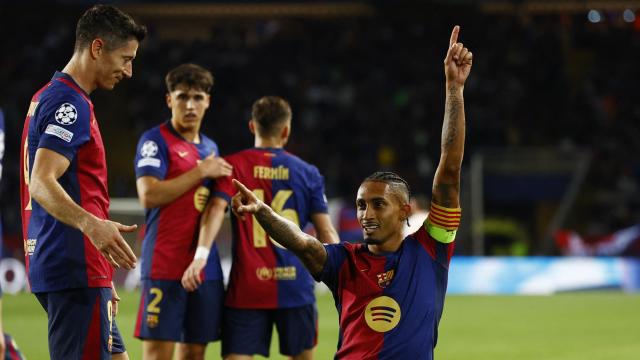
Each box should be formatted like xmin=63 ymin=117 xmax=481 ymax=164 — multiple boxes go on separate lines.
xmin=178 ymin=151 xmax=189 ymax=158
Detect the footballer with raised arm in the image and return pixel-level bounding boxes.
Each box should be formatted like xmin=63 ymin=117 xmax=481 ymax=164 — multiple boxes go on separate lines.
xmin=229 ymin=26 xmax=472 ymax=359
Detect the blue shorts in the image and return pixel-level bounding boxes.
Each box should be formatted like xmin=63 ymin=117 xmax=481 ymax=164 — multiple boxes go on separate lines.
xmin=135 ymin=279 xmax=224 ymax=343
xmin=222 ymin=304 xmax=317 ymax=357
xmin=4 ymin=333 xmax=25 ymax=360
xmin=35 ymin=287 xmax=125 ymax=360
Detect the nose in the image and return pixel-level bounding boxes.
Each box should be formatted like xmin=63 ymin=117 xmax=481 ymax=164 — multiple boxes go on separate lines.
xmin=186 ymin=98 xmax=195 ymax=109
xmin=360 ymin=204 xmax=374 ymax=220
xmin=123 ymin=62 xmax=133 ymax=79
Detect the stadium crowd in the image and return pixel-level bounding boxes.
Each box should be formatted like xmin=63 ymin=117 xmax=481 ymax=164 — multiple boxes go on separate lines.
xmin=1 ymin=3 xmax=639 ymax=254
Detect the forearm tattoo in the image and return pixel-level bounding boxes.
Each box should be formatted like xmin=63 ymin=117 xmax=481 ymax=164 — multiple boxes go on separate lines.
xmin=255 ymin=206 xmax=327 ymax=275
xmin=442 ymin=88 xmax=464 ymax=150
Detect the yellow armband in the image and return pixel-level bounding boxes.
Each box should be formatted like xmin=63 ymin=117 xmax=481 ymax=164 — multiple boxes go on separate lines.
xmin=425 ymin=202 xmax=461 ymax=244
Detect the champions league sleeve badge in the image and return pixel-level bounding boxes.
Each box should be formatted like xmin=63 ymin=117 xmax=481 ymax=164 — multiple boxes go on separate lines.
xmin=137 ymin=140 xmax=161 ymax=168
xmin=54 ymin=103 xmax=78 ymax=125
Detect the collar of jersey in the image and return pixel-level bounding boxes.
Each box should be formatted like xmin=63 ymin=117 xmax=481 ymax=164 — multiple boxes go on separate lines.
xmin=52 ymin=71 xmax=89 ymax=98
xmin=164 ymin=120 xmax=202 ymax=145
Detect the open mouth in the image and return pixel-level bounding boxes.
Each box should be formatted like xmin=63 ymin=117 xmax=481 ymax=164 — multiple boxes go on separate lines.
xmin=362 ymin=223 xmax=380 ymax=233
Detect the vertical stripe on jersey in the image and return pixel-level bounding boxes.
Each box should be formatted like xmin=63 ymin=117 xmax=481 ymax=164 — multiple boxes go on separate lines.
xmin=149 ymin=125 xmax=202 ymax=279
xmin=225 ymin=149 xmax=279 ymax=308
xmin=270 ymin=152 xmax=315 ymax=307
xmin=61 ymin=78 xmax=112 ymax=287
xmin=335 ymin=244 xmax=387 ymax=359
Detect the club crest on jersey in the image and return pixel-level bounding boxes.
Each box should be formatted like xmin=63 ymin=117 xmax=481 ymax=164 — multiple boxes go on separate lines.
xmin=54 ymin=103 xmax=78 ymax=125
xmin=194 ymin=186 xmax=210 ymax=212
xmin=146 ymin=314 xmax=159 ymax=328
xmin=376 ymin=269 xmax=395 ymax=288
xmin=364 ymin=296 xmax=401 ymax=332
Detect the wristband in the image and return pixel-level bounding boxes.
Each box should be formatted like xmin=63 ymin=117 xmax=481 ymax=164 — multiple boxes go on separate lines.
xmin=194 ymin=246 xmax=210 ymax=260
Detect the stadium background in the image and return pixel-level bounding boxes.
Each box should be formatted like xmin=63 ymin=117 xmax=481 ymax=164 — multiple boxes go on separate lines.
xmin=0 ymin=0 xmax=639 ymax=358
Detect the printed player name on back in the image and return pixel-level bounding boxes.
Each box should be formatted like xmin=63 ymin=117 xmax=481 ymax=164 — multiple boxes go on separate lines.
xmin=253 ymin=165 xmax=290 ymax=180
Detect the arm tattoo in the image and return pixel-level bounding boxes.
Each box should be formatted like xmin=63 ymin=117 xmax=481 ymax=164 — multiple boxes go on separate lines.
xmin=255 ymin=206 xmax=328 ymax=276
xmin=442 ymin=89 xmax=463 ymax=150
xmin=433 ymin=182 xmax=460 ymax=208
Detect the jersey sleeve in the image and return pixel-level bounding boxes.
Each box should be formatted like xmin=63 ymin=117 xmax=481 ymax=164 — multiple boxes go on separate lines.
xmin=37 ymin=96 xmax=91 ymax=161
xmin=314 ymin=243 xmax=347 ymax=292
xmin=211 ymin=155 xmax=234 ymax=202
xmin=308 ymin=165 xmax=329 ymax=214
xmin=134 ymin=130 xmax=169 ymax=180
xmin=413 ymin=202 xmax=461 ymax=268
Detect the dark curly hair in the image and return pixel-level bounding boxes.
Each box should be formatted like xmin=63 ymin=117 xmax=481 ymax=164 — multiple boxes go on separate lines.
xmin=75 ymin=4 xmax=147 ymax=51
xmin=165 ymin=63 xmax=214 ymax=93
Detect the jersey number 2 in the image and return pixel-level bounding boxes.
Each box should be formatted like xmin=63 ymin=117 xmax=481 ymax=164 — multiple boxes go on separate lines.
xmin=252 ymin=189 xmax=299 ymax=248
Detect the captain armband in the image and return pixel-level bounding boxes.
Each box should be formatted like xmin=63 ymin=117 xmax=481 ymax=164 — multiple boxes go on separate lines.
xmin=425 ymin=202 xmax=461 ymax=244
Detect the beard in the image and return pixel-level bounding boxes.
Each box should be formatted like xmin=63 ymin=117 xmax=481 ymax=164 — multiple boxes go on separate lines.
xmin=364 ymin=237 xmax=383 ymax=245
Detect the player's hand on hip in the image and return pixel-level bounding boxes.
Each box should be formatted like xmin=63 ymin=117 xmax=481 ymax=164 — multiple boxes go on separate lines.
xmin=444 ymin=25 xmax=473 ymax=88
xmin=231 ymin=179 xmax=263 ymax=220
xmin=199 ymin=154 xmax=233 ymax=178
xmin=181 ymin=258 xmax=206 ymax=291
xmin=85 ymin=218 xmax=138 ymax=270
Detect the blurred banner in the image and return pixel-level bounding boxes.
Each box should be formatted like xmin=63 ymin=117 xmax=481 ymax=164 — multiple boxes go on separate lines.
xmin=448 ymin=257 xmax=640 ymax=295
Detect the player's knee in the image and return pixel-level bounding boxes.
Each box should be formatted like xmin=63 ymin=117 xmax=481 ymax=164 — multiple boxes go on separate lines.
xmin=177 ymin=343 xmax=206 ymax=360
xmin=111 ymin=351 xmax=130 ymax=360
xmin=291 ymin=349 xmax=314 ymax=360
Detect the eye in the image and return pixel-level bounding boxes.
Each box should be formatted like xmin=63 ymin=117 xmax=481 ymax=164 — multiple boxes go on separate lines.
xmin=374 ymin=200 xmax=385 ymax=208
xmin=194 ymin=95 xmax=205 ymax=101
xmin=177 ymin=94 xmax=189 ymax=101
xmin=356 ymin=200 xmax=366 ymax=210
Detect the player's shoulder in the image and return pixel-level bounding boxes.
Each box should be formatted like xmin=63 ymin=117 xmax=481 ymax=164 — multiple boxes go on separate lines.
xmin=327 ymin=241 xmax=360 ymax=254
xmin=281 ymin=151 xmax=322 ymax=174
xmin=199 ymin=133 xmax=219 ymax=153
xmin=38 ymin=82 xmax=90 ymax=116
xmin=224 ymin=148 xmax=257 ymax=162
xmin=140 ymin=123 xmax=164 ymax=138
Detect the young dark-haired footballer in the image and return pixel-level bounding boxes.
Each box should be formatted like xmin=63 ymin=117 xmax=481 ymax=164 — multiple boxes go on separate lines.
xmin=133 ymin=63 xmax=232 ymax=360
xmin=19 ymin=5 xmax=146 ymax=359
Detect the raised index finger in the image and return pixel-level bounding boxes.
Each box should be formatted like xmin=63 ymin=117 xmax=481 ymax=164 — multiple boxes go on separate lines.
xmin=232 ymin=179 xmax=251 ymax=195
xmin=449 ymin=25 xmax=460 ymax=47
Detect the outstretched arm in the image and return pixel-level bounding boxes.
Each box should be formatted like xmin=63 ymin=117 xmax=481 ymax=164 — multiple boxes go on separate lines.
xmin=231 ymin=179 xmax=328 ymax=277
xmin=432 ymin=25 xmax=473 ymax=208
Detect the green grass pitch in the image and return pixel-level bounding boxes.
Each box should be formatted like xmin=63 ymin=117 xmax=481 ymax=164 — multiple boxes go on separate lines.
xmin=3 ymin=291 xmax=639 ymax=359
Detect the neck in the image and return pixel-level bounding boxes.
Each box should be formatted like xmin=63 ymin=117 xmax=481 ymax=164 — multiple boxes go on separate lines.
xmin=255 ymin=137 xmax=284 ymax=148
xmin=171 ymin=119 xmax=200 ymax=143
xmin=366 ymin=232 xmax=404 ymax=255
xmin=62 ymin=53 xmax=96 ymax=94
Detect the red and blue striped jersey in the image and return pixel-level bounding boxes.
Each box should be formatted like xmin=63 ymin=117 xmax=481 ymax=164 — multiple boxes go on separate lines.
xmin=214 ymin=147 xmax=329 ymax=308
xmin=134 ymin=122 xmax=223 ymax=281
xmin=20 ymin=72 xmax=112 ymax=292
xmin=317 ymin=226 xmax=455 ymax=360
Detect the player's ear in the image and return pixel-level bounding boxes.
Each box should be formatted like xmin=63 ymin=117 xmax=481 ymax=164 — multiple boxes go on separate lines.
xmin=90 ymin=38 xmax=105 ymax=59
xmin=281 ymin=123 xmax=290 ymax=140
xmin=204 ymin=94 xmax=211 ymax=110
xmin=165 ymin=93 xmax=172 ymax=109
xmin=248 ymin=119 xmax=256 ymax=135
xmin=399 ymin=201 xmax=411 ymax=223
